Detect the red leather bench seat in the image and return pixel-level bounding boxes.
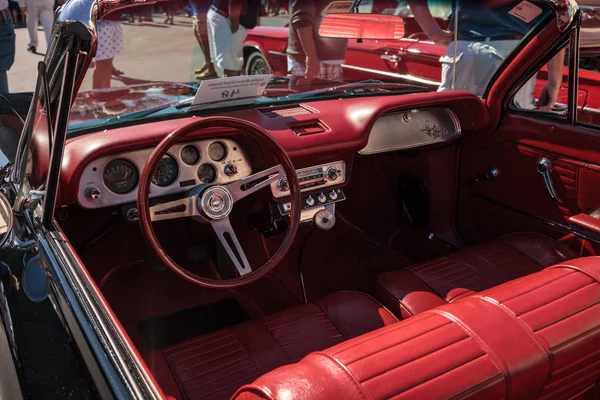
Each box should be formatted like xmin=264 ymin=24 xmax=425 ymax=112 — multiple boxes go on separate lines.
xmin=377 ymin=233 xmax=577 ymax=319
xmin=233 ymin=258 xmax=600 ymax=400
xmin=145 ymin=292 xmax=397 ymax=400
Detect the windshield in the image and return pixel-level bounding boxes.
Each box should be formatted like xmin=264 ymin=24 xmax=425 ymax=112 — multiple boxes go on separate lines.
xmin=68 ymin=0 xmax=552 ymax=132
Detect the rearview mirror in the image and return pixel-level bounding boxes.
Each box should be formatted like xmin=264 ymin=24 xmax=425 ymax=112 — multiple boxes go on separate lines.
xmin=0 ymin=192 xmax=13 ymax=248
xmin=319 ymin=13 xmax=405 ymax=40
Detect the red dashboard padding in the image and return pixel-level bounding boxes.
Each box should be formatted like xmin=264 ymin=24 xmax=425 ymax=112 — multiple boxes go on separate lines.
xmin=377 ymin=233 xmax=577 ymax=319
xmin=233 ymin=258 xmax=600 ymax=400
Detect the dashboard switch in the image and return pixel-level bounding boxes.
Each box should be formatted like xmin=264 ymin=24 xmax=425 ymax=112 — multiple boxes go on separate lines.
xmin=326 ymin=167 xmax=339 ymax=181
xmin=277 ymin=178 xmax=290 ymax=192
xmin=306 ymin=196 xmax=315 ymax=207
xmin=224 ymin=163 xmax=238 ymax=177
xmin=85 ymin=187 xmax=101 ymax=201
xmin=318 ymin=193 xmax=327 ymax=203
xmin=329 ymin=190 xmax=338 ymax=200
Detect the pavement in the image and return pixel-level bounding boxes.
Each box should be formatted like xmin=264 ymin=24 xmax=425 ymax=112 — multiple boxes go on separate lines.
xmin=8 ymin=14 xmax=288 ymax=94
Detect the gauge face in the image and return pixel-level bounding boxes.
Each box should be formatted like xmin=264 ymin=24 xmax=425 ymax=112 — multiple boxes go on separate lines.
xmin=197 ymin=164 xmax=217 ymax=184
xmin=181 ymin=145 xmax=200 ymax=165
xmin=103 ymin=159 xmax=139 ymax=194
xmin=208 ymin=142 xmax=228 ymax=162
xmin=152 ymin=154 xmax=179 ymax=187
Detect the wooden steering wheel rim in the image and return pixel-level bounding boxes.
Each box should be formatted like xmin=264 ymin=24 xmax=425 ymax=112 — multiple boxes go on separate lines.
xmin=137 ymin=116 xmax=301 ymax=289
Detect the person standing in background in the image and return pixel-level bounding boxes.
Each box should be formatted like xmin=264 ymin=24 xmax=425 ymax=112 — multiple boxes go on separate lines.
xmin=287 ymin=0 xmax=348 ymax=81
xmin=206 ymin=0 xmax=260 ymax=77
xmin=19 ymin=0 xmax=53 ymax=53
xmin=190 ymin=0 xmax=216 ymax=79
xmin=0 ymin=2 xmax=15 ymax=93
xmin=93 ymin=14 xmax=125 ymax=89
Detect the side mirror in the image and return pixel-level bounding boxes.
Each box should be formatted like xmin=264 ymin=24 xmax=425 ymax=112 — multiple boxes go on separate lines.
xmin=0 ymin=192 xmax=13 ymax=248
xmin=319 ymin=13 xmax=405 ymax=40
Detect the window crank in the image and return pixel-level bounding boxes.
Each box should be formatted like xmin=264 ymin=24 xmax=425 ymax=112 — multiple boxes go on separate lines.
xmin=537 ymin=158 xmax=564 ymax=204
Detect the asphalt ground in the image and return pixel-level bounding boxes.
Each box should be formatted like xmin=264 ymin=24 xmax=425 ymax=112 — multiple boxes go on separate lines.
xmin=8 ymin=14 xmax=288 ymax=94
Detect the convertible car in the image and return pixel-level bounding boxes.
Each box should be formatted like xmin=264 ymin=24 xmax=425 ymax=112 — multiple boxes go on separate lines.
xmin=1 ymin=0 xmax=600 ymax=399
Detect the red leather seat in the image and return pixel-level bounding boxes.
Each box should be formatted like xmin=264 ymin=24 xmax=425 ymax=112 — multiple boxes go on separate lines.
xmin=233 ymin=257 xmax=600 ymax=400
xmin=145 ymin=291 xmax=397 ymax=400
xmin=377 ymin=233 xmax=577 ymax=319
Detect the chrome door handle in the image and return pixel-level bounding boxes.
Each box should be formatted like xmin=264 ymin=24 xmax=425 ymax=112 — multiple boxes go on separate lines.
xmin=537 ymin=158 xmax=564 ymax=204
xmin=381 ymin=54 xmax=401 ymax=62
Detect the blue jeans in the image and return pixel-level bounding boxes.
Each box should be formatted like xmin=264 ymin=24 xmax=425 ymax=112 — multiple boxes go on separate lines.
xmin=0 ymin=11 xmax=15 ymax=93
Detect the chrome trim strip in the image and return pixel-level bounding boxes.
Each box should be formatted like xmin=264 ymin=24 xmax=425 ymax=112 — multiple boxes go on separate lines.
xmin=340 ymin=64 xmax=441 ymax=86
xmin=267 ymin=50 xmax=441 ymax=86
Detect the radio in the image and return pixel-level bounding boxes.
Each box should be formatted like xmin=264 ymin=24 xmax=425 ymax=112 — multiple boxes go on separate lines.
xmin=270 ymin=161 xmax=346 ymax=198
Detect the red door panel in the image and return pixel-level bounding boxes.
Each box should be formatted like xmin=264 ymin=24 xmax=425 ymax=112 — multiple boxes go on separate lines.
xmin=457 ymin=113 xmax=600 ymax=247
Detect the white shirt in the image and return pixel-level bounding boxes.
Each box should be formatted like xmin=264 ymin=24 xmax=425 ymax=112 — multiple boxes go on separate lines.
xmin=0 ymin=0 xmax=8 ymax=11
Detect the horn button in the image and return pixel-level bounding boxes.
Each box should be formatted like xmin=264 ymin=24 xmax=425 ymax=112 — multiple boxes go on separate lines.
xmin=200 ymin=186 xmax=234 ymax=220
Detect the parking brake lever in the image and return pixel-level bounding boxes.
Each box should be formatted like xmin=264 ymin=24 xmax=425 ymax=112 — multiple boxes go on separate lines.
xmin=537 ymin=158 xmax=564 ymax=204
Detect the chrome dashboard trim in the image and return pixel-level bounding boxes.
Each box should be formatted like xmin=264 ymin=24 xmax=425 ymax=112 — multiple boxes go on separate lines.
xmin=270 ymin=161 xmax=346 ymax=199
xmin=359 ymin=108 xmax=461 ymax=155
xmin=77 ymin=139 xmax=252 ymax=209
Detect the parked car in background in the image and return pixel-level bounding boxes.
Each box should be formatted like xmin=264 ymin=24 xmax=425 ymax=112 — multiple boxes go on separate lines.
xmin=244 ymin=3 xmax=600 ymax=123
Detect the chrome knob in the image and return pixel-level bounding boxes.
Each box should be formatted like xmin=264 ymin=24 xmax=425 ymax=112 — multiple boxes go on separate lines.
xmin=318 ymin=193 xmax=327 ymax=203
xmin=85 ymin=187 xmax=101 ymax=201
xmin=329 ymin=190 xmax=338 ymax=200
xmin=224 ymin=163 xmax=238 ymax=177
xmin=326 ymin=167 xmax=339 ymax=181
xmin=277 ymin=178 xmax=289 ymax=192
xmin=306 ymin=196 xmax=315 ymax=207
xmin=314 ymin=209 xmax=336 ymax=231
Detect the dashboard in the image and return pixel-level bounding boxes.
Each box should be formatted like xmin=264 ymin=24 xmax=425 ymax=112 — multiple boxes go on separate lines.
xmin=77 ymin=138 xmax=253 ymax=209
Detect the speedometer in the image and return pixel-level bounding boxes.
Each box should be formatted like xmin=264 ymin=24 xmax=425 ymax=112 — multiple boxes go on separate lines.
xmin=103 ymin=159 xmax=139 ymax=194
xmin=152 ymin=154 xmax=179 ymax=187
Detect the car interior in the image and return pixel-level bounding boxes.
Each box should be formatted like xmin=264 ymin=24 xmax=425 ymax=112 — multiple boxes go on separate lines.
xmin=48 ymin=85 xmax=600 ymax=400
xmin=23 ymin=2 xmax=600 ymax=400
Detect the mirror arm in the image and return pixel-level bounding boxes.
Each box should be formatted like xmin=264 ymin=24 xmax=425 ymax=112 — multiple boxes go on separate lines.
xmin=351 ymin=0 xmax=362 ymax=13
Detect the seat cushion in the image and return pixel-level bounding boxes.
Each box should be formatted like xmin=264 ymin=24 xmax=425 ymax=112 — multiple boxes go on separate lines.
xmin=146 ymin=291 xmax=397 ymax=400
xmin=233 ymin=258 xmax=600 ymax=400
xmin=377 ymin=233 xmax=578 ymax=319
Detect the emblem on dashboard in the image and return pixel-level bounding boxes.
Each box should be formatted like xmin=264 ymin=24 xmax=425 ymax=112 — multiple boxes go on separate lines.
xmin=420 ymin=121 xmax=447 ymax=139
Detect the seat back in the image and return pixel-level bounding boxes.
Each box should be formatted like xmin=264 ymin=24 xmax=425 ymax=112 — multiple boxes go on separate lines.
xmin=233 ymin=258 xmax=600 ymax=400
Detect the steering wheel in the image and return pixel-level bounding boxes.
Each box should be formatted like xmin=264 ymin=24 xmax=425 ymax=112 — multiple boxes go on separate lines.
xmin=137 ymin=117 xmax=301 ymax=289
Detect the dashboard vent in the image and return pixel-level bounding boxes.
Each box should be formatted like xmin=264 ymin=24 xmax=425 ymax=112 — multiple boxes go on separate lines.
xmin=259 ymin=104 xmax=315 ymax=118
xmin=288 ymin=120 xmax=327 ymax=136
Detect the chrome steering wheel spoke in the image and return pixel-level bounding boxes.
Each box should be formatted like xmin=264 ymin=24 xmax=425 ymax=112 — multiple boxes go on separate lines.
xmin=149 ymin=195 xmax=200 ymax=221
xmin=211 ymin=216 xmax=252 ymax=276
xmin=227 ymin=164 xmax=284 ymax=202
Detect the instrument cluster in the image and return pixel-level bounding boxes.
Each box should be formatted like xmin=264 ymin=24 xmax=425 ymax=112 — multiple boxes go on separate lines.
xmin=78 ymin=139 xmax=252 ymax=209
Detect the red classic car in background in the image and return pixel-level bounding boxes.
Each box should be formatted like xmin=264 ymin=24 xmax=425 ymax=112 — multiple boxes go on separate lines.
xmin=244 ymin=5 xmax=600 ymax=120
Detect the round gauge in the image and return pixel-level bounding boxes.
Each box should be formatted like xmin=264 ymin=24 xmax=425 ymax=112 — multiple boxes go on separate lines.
xmin=180 ymin=145 xmax=200 ymax=165
xmin=197 ymin=164 xmax=217 ymax=184
xmin=208 ymin=142 xmax=228 ymax=162
xmin=103 ymin=159 xmax=139 ymax=194
xmin=152 ymin=154 xmax=179 ymax=187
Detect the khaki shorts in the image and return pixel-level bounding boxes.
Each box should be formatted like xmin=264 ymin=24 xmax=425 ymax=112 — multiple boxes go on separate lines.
xmin=193 ymin=13 xmax=208 ymax=40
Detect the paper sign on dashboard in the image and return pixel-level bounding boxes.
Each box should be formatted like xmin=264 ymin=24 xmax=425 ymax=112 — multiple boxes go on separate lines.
xmin=509 ymin=1 xmax=542 ymax=23
xmin=192 ymin=74 xmax=273 ymax=108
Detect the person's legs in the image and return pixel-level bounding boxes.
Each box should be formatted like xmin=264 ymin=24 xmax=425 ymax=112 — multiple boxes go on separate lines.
xmin=193 ymin=13 xmax=215 ymax=76
xmin=0 ymin=11 xmax=15 ymax=93
xmin=26 ymin=5 xmax=39 ymax=49
xmin=93 ymin=58 xmax=113 ymax=89
xmin=223 ymin=25 xmax=246 ymax=77
xmin=206 ymin=9 xmax=231 ymax=78
xmin=38 ymin=4 xmax=54 ymax=50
